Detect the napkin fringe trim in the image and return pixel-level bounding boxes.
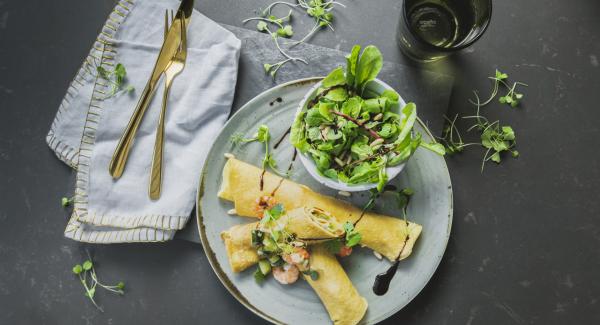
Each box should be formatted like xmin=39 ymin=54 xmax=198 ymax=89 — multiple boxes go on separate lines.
xmin=65 ymin=213 xmax=176 ymax=243
xmin=45 ymin=1 xmax=135 ymax=168
xmin=76 ymin=213 xmax=189 ymax=231
xmin=63 ymin=0 xmax=151 ymax=244
xmin=46 ymin=132 xmax=79 ymax=169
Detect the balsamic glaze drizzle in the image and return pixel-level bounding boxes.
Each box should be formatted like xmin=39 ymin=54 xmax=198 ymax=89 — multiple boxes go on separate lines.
xmin=268 ymin=149 xmax=297 ymax=197
xmin=273 ymin=127 xmax=291 ymax=149
xmin=373 ymin=220 xmax=411 ymax=295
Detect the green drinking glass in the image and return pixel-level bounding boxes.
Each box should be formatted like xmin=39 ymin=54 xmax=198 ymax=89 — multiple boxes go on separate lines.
xmin=397 ymin=0 xmax=492 ymax=62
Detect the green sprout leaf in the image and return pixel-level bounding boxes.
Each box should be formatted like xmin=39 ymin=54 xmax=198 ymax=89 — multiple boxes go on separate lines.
xmin=256 ymin=21 xmax=268 ymax=32
xmin=277 ymin=25 xmax=294 ymax=37
xmin=495 ymin=69 xmax=508 ymax=80
xmin=257 ymin=125 xmax=270 ymax=143
xmin=61 ymin=197 xmax=73 ymax=207
xmin=82 ymin=260 xmax=93 ymax=271
xmin=343 ymin=221 xmax=362 ymax=247
xmin=263 ymin=63 xmax=273 ymax=72
xmin=72 ymin=264 xmax=83 ymax=275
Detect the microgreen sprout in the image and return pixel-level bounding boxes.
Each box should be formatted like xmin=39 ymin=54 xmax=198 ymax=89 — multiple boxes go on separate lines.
xmin=468 ymin=69 xmax=528 ymax=109
xmin=463 ymin=91 xmax=519 ymax=172
xmin=72 ymin=254 xmax=125 ymax=312
xmin=230 ymin=125 xmax=288 ymax=176
xmin=441 ymin=70 xmax=525 ymax=172
xmin=437 ymin=114 xmax=478 ymax=155
xmin=61 ymin=196 xmax=74 ymax=207
xmin=96 ymin=63 xmax=135 ymax=99
xmin=244 ymin=0 xmax=345 ymax=79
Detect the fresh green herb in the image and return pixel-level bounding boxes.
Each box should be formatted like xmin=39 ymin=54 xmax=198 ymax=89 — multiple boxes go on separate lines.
xmin=72 ymin=256 xmax=125 ymax=312
xmin=61 ymin=196 xmax=74 ymax=207
xmin=243 ymin=0 xmax=345 ymax=79
xmin=464 ymin=81 xmax=520 ymax=171
xmin=231 ymin=125 xmax=288 ymax=176
xmin=440 ymin=69 xmax=524 ymax=172
xmin=478 ymin=69 xmax=528 ymax=108
xmin=96 ymin=63 xmax=135 ymax=99
xmin=261 ymin=203 xmax=285 ymax=225
xmin=390 ymin=187 xmax=414 ymax=220
xmin=343 ymin=221 xmax=362 ymax=247
xmin=291 ymin=45 xmax=444 ymax=186
xmin=464 ymin=106 xmax=518 ymax=172
xmin=302 ymin=269 xmax=319 ymax=281
xmin=437 ymin=114 xmax=478 ymax=155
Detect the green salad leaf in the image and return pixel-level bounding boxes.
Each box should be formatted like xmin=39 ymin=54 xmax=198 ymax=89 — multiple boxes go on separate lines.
xmin=290 ymin=44 xmax=444 ymax=187
xmin=354 ymin=45 xmax=383 ymax=93
xmin=322 ymin=67 xmax=346 ymax=88
xmin=345 ymin=45 xmax=361 ymax=86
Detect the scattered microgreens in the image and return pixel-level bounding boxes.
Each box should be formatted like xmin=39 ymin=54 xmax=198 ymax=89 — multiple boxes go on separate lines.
xmin=96 ymin=63 xmax=135 ymax=99
xmin=230 ymin=125 xmax=288 ymax=177
xmin=436 ymin=114 xmax=478 ymax=155
xmin=468 ymin=69 xmax=528 ymax=109
xmin=464 ymin=88 xmax=519 ymax=172
xmin=61 ymin=196 xmax=74 ymax=207
xmin=72 ymin=256 xmax=125 ymax=312
xmin=440 ymin=69 xmax=524 ymax=172
xmin=243 ymin=0 xmax=345 ymax=79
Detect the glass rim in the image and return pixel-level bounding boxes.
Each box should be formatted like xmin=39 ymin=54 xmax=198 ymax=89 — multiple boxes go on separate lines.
xmin=402 ymin=0 xmax=493 ymax=53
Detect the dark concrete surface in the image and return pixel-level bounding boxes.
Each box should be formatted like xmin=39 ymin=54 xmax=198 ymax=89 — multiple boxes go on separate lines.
xmin=1 ymin=0 xmax=599 ymax=324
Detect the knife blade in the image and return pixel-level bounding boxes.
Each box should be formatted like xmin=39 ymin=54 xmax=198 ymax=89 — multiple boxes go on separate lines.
xmin=109 ymin=0 xmax=195 ymax=179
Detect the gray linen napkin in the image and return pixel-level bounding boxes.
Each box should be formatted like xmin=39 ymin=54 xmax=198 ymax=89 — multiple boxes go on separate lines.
xmin=46 ymin=0 xmax=241 ymax=242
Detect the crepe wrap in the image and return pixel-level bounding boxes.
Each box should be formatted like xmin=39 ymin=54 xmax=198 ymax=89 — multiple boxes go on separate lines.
xmin=221 ymin=226 xmax=367 ymax=325
xmin=221 ymin=207 xmax=345 ymax=273
xmin=219 ymin=158 xmax=422 ymax=261
xmin=305 ymin=244 xmax=368 ymax=325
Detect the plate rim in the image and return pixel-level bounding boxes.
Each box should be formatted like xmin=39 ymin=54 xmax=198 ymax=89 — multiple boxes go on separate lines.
xmin=196 ymin=77 xmax=453 ymax=325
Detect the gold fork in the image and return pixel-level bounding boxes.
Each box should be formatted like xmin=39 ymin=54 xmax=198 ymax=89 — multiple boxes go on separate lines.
xmin=149 ymin=10 xmax=188 ymax=200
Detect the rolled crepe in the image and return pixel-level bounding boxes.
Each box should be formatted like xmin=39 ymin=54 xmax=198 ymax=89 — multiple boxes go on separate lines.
xmin=219 ymin=158 xmax=422 ymax=261
xmin=282 ymin=207 xmax=345 ymax=243
xmin=221 ymin=222 xmax=259 ymax=273
xmin=304 ymin=244 xmax=368 ymax=325
xmin=221 ymin=207 xmax=345 ymax=272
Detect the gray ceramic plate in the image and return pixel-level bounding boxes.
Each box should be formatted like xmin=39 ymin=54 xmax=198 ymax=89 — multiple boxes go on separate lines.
xmin=197 ymin=77 xmax=453 ymax=324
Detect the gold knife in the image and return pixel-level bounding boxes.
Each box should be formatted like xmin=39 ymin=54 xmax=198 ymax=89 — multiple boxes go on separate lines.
xmin=109 ymin=0 xmax=194 ymax=179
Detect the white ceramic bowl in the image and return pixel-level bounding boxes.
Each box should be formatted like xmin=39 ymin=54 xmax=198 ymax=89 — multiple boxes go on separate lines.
xmin=294 ymin=78 xmax=408 ymax=192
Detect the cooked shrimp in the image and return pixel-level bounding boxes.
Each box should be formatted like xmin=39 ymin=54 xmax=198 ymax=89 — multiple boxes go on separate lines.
xmin=272 ymin=264 xmax=299 ymax=285
xmin=282 ymin=247 xmax=310 ymax=265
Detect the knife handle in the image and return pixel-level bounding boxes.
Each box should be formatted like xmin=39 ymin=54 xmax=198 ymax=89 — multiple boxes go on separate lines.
xmin=109 ymin=79 xmax=158 ymax=179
